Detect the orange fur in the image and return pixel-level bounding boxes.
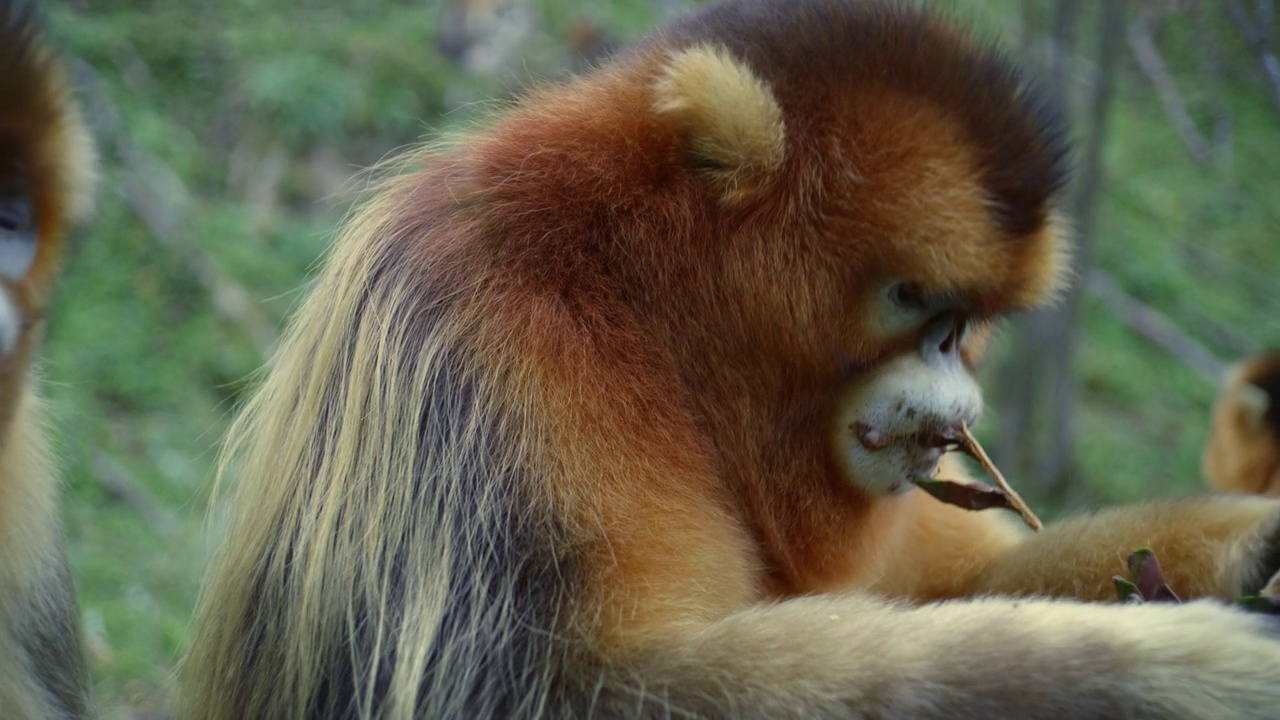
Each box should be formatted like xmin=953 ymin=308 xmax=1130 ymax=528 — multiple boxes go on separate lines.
xmin=185 ymin=2 xmax=1280 ymax=718
xmin=1205 ymin=351 xmax=1280 ymax=495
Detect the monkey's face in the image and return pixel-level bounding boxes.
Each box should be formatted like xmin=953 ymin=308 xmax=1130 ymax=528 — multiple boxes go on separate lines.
xmin=802 ymin=103 xmax=1065 ymax=497
xmin=637 ymin=22 xmax=1068 ymax=496
xmin=818 ymin=245 xmax=1016 ymax=497
xmin=792 ymin=92 xmax=1066 ymax=497
xmin=830 ymin=309 xmax=982 ymax=495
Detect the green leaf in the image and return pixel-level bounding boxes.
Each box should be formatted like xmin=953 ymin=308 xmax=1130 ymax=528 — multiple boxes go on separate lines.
xmin=1238 ymin=595 xmax=1280 ymax=615
xmin=1114 ymin=576 xmax=1144 ymax=604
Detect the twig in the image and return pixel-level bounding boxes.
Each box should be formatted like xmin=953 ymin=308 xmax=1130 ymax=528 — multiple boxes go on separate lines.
xmin=958 ymin=425 xmax=1042 ymax=532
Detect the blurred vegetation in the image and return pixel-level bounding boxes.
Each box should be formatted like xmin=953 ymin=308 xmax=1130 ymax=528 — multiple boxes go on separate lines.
xmin=30 ymin=0 xmax=1280 ymax=716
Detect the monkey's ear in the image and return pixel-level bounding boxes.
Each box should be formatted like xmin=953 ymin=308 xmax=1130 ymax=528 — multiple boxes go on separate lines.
xmin=1238 ymin=383 xmax=1272 ymax=432
xmin=652 ymin=44 xmax=785 ymax=200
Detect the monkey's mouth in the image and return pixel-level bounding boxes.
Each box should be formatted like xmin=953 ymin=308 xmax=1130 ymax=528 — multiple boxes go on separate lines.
xmin=848 ymin=422 xmax=964 ymax=493
xmin=851 ymin=422 xmax=963 ymax=453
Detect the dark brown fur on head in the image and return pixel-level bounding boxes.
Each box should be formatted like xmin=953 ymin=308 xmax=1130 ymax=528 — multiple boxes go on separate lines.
xmin=655 ymin=0 xmax=1070 ymax=236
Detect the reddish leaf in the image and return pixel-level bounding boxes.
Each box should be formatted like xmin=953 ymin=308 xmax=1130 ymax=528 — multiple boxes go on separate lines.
xmin=1126 ymin=548 xmax=1181 ymax=604
xmin=913 ymin=477 xmax=1014 ymax=512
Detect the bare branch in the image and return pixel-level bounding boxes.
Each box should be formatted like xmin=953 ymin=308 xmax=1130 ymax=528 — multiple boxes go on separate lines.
xmin=1126 ymin=11 xmax=1212 ymax=165
xmin=1228 ymin=0 xmax=1280 ymax=117
xmin=90 ymin=450 xmax=176 ymax=537
xmin=1084 ymin=270 xmax=1226 ymax=385
xmin=67 ymin=55 xmax=279 ymax=357
xmin=1193 ymin=2 xmax=1234 ymax=161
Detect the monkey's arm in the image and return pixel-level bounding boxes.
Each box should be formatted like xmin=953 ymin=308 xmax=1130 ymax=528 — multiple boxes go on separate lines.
xmin=862 ymin=436 xmax=1280 ymax=602
xmin=583 ymin=468 xmax=1280 ymax=718
xmin=867 ymin=484 xmax=1023 ymax=601
xmin=878 ymin=479 xmax=1280 ymax=602
xmin=970 ymin=494 xmax=1280 ymax=601
xmin=611 ymin=591 xmax=1280 ymax=719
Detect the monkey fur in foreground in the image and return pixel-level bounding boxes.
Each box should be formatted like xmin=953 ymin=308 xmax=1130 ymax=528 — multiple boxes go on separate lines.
xmin=1205 ymin=351 xmax=1280 ymax=496
xmin=183 ymin=1 xmax=1280 ymax=718
xmin=0 ymin=2 xmax=95 ymax=718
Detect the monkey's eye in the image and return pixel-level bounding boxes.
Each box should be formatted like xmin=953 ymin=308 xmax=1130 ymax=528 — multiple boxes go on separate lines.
xmin=0 ymin=191 xmax=37 ymax=281
xmin=0 ymin=195 xmax=31 ymax=233
xmin=875 ymin=279 xmax=953 ymax=340
xmin=889 ymin=282 xmax=927 ymax=310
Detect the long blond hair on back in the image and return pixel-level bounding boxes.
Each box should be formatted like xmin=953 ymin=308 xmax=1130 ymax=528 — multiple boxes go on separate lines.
xmin=180 ymin=163 xmax=586 ymax=718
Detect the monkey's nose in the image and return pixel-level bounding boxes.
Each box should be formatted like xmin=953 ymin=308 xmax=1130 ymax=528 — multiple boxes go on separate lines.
xmin=921 ymin=313 xmax=967 ymax=365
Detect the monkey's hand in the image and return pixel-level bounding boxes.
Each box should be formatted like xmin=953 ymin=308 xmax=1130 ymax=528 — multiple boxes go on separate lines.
xmin=972 ymin=495 xmax=1280 ymax=602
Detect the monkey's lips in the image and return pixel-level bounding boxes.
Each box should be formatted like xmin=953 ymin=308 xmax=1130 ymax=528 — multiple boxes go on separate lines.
xmin=852 ymin=422 xmax=962 ymax=453
xmin=849 ymin=422 xmax=962 ymax=494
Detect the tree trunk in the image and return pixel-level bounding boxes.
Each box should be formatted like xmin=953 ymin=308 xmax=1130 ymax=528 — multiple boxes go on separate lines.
xmin=994 ymin=0 xmax=1125 ymax=511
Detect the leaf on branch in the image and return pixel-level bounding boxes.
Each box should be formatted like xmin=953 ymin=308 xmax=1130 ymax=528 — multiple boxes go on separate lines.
xmin=909 ymin=424 xmax=1042 ymax=531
